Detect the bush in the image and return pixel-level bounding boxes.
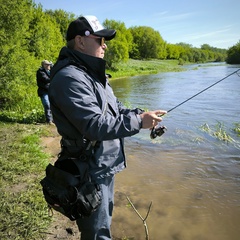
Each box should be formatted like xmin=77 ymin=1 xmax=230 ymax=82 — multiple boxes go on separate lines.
xmin=0 ymin=108 xmax=45 ymax=124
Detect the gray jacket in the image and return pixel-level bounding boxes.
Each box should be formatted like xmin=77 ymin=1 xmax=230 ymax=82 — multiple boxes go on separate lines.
xmin=49 ymin=47 xmax=143 ymax=179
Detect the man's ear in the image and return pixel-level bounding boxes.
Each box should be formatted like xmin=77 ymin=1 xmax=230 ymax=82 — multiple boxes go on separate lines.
xmin=75 ymin=35 xmax=84 ymax=50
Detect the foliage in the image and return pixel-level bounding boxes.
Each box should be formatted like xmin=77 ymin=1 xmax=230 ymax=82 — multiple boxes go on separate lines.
xmin=104 ymin=20 xmax=131 ymax=68
xmin=177 ymin=43 xmax=227 ymax=63
xmin=45 ymin=9 xmax=77 ymax=41
xmin=0 ymin=123 xmax=52 ymax=239
xmin=167 ymin=44 xmax=184 ymax=60
xmin=0 ymin=0 xmax=64 ymax=114
xmin=127 ymin=27 xmax=227 ymax=63
xmin=129 ymin=26 xmax=167 ymax=59
xmin=0 ymin=108 xmax=45 ymax=123
xmin=0 ymin=0 xmax=35 ymax=108
xmin=201 ymin=43 xmax=227 ymax=54
xmin=226 ymin=41 xmax=240 ymax=64
xmin=106 ymin=39 xmax=129 ymax=69
xmin=27 ymin=5 xmax=64 ymax=59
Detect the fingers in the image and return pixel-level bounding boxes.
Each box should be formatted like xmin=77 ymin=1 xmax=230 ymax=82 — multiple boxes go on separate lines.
xmin=152 ymin=110 xmax=167 ymax=122
xmin=154 ymin=110 xmax=167 ymax=117
xmin=140 ymin=110 xmax=167 ymax=129
xmin=152 ymin=119 xmax=157 ymax=128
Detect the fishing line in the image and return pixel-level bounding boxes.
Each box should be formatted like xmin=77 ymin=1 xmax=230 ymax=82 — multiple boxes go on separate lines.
xmin=150 ymin=68 xmax=240 ymax=139
xmin=166 ymin=68 xmax=240 ymax=114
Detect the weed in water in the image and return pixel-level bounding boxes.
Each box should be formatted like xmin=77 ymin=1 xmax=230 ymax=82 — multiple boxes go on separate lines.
xmin=233 ymin=123 xmax=240 ymax=136
xmin=200 ymin=122 xmax=234 ymax=142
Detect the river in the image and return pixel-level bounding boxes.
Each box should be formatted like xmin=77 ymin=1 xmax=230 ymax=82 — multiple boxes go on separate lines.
xmin=110 ymin=63 xmax=240 ymax=240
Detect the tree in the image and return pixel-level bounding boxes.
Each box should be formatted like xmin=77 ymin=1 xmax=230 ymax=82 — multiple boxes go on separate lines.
xmin=0 ymin=0 xmax=64 ymax=112
xmin=166 ymin=43 xmax=184 ymax=59
xmin=45 ymin=9 xmax=76 ymax=41
xmin=103 ymin=20 xmax=131 ymax=69
xmin=28 ymin=5 xmax=64 ymax=60
xmin=201 ymin=44 xmax=212 ymax=51
xmin=176 ymin=42 xmax=193 ymax=49
xmin=129 ymin=26 xmax=166 ymax=59
xmin=226 ymin=41 xmax=240 ymax=64
xmin=0 ymin=0 xmax=35 ymax=109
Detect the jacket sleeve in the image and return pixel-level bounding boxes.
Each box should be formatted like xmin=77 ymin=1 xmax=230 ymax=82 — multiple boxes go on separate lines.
xmin=117 ymin=99 xmax=145 ymax=115
xmin=49 ymin=69 xmax=142 ymax=141
xmin=36 ymin=69 xmax=50 ymax=90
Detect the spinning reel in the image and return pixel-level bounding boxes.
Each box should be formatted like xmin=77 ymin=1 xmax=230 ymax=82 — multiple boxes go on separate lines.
xmin=150 ymin=125 xmax=167 ymax=139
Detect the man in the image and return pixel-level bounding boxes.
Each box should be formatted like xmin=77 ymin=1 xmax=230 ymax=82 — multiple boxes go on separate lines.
xmin=49 ymin=15 xmax=166 ymax=240
xmin=36 ymin=60 xmax=53 ymax=124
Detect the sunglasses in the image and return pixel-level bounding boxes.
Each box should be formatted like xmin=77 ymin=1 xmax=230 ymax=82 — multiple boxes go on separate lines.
xmin=87 ymin=35 xmax=105 ymax=47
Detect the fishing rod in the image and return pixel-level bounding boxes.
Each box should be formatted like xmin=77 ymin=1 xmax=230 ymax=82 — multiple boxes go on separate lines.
xmin=150 ymin=68 xmax=240 ymax=139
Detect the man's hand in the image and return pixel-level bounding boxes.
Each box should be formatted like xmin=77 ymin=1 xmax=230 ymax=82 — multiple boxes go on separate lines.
xmin=139 ymin=110 xmax=167 ymax=129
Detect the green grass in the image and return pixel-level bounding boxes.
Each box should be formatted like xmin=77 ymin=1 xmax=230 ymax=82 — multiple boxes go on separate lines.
xmin=0 ymin=122 xmax=52 ymax=239
xmin=107 ymin=59 xmax=184 ymax=79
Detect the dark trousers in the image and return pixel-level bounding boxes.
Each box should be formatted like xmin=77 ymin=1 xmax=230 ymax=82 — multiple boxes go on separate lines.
xmin=76 ymin=176 xmax=115 ymax=240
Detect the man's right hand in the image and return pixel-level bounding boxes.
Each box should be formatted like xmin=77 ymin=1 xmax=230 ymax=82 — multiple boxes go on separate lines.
xmin=139 ymin=110 xmax=167 ymax=129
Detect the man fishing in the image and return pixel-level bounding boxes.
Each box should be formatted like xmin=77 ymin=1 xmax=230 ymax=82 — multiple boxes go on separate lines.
xmin=48 ymin=15 xmax=167 ymax=239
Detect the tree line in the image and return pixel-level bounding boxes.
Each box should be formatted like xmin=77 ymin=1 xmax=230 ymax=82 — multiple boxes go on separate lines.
xmin=0 ymin=0 xmax=239 ymax=121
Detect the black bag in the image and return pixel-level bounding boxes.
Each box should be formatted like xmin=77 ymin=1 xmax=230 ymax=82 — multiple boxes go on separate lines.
xmin=40 ymin=158 xmax=102 ymax=221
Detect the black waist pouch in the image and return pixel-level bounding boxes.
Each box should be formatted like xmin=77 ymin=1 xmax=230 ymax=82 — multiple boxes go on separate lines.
xmin=40 ymin=158 xmax=102 ymax=221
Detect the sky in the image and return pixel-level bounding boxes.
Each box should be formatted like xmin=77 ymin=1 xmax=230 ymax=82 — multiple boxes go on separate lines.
xmin=34 ymin=0 xmax=240 ymax=49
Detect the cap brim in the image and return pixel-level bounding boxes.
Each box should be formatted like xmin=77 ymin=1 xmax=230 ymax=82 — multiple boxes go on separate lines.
xmin=93 ymin=29 xmax=116 ymax=40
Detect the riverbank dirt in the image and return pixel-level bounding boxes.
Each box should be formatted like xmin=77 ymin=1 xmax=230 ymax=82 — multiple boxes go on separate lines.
xmin=40 ymin=126 xmax=135 ymax=240
xmin=40 ymin=126 xmax=81 ymax=240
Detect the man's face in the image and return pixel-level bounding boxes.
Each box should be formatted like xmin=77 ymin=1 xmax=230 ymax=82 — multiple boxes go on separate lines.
xmin=75 ymin=35 xmax=107 ymax=59
xmin=44 ymin=64 xmax=51 ymax=70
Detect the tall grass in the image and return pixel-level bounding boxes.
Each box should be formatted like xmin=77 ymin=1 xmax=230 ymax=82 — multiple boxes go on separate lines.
xmin=0 ymin=123 xmax=52 ymax=239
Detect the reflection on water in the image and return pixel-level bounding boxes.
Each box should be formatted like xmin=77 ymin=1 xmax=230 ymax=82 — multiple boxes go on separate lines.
xmin=111 ymin=64 xmax=240 ymax=240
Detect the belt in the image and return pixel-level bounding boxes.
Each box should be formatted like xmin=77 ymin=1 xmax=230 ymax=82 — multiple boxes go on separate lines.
xmin=61 ymin=138 xmax=96 ymax=150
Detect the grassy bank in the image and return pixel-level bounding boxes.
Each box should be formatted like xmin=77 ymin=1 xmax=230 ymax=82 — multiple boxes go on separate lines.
xmin=0 ymin=123 xmax=53 ymax=239
xmin=108 ymin=59 xmax=184 ymax=79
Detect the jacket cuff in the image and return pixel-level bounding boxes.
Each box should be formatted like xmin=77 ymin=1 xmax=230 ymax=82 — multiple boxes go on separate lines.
xmin=136 ymin=114 xmax=142 ymax=129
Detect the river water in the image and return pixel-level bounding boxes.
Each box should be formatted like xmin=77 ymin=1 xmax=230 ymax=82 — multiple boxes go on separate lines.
xmin=110 ymin=63 xmax=240 ymax=240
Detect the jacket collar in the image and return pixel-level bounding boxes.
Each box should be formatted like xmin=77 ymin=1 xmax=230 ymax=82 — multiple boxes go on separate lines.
xmin=54 ymin=47 xmax=107 ymax=86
